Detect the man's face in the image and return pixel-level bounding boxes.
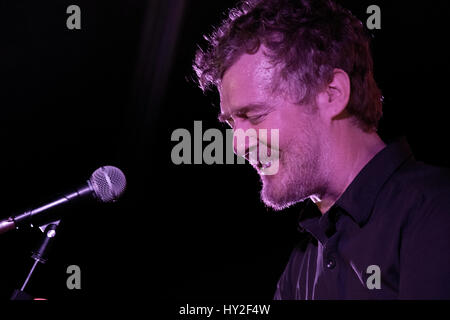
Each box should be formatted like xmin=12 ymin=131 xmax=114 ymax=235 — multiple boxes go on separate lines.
xmin=219 ymin=48 xmax=328 ymax=210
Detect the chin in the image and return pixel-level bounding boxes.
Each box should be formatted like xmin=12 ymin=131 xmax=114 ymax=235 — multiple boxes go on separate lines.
xmin=260 ymin=175 xmax=292 ymax=211
xmin=261 ymin=193 xmax=297 ymax=211
xmin=259 ymin=171 xmax=311 ymax=211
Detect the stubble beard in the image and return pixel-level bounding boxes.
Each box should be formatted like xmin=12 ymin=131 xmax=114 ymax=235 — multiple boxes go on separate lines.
xmin=260 ymin=137 xmax=323 ymax=211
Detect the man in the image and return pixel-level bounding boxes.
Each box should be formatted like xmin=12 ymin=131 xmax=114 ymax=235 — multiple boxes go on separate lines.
xmin=193 ymin=0 xmax=450 ymax=299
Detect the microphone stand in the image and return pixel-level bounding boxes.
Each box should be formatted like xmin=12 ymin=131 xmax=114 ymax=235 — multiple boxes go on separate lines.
xmin=10 ymin=220 xmax=61 ymax=300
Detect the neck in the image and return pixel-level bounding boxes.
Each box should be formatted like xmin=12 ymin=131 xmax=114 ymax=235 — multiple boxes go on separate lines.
xmin=312 ymin=128 xmax=386 ymax=214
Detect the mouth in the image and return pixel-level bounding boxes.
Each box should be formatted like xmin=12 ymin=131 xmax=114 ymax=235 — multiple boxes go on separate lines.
xmin=256 ymin=160 xmax=272 ymax=170
xmin=250 ymin=159 xmax=277 ymax=176
xmin=244 ymin=150 xmax=264 ymax=169
xmin=244 ymin=146 xmax=279 ymax=176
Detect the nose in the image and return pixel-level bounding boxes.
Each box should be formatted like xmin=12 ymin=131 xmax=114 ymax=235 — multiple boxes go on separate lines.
xmin=232 ymin=121 xmax=259 ymax=162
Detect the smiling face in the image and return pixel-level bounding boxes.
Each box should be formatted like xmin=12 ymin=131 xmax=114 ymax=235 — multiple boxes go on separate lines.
xmin=219 ymin=48 xmax=329 ymax=210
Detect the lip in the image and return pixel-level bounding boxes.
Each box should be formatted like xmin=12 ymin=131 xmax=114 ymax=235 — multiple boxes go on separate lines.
xmin=250 ymin=159 xmax=272 ymax=173
xmin=244 ymin=144 xmax=279 ymax=175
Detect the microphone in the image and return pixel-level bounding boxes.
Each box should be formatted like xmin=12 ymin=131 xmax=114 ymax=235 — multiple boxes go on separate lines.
xmin=0 ymin=166 xmax=126 ymax=235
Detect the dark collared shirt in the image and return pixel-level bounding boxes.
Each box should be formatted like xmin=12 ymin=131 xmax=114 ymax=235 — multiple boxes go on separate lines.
xmin=274 ymin=137 xmax=450 ymax=300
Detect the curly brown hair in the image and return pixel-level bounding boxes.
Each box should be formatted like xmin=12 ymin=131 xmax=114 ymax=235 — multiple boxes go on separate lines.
xmin=193 ymin=0 xmax=383 ymax=132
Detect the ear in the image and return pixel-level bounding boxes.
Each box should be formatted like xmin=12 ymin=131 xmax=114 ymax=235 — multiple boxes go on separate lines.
xmin=315 ymin=69 xmax=351 ymax=121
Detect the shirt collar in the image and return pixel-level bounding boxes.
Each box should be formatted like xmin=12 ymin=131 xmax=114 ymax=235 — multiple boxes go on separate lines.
xmin=298 ymin=136 xmax=414 ymax=239
xmin=335 ymin=136 xmax=413 ymax=227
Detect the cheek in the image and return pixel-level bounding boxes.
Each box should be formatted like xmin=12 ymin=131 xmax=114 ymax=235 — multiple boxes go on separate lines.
xmin=260 ymin=105 xmax=315 ymax=151
xmin=279 ymin=119 xmax=317 ymax=159
xmin=277 ymin=122 xmax=302 ymax=150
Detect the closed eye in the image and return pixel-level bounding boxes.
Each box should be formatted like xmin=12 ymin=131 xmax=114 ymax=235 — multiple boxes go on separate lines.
xmin=248 ymin=114 xmax=266 ymax=125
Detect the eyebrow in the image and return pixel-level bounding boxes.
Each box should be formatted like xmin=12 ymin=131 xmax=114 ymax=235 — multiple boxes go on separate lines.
xmin=218 ymin=103 xmax=272 ymax=123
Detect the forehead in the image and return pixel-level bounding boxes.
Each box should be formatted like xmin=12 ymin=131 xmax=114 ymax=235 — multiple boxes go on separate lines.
xmin=219 ymin=48 xmax=277 ymax=112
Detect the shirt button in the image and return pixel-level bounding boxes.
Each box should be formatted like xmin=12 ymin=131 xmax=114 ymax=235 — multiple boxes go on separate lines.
xmin=326 ymin=257 xmax=336 ymax=269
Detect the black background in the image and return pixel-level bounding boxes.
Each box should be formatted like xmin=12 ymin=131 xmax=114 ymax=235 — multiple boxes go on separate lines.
xmin=0 ymin=0 xmax=449 ymax=305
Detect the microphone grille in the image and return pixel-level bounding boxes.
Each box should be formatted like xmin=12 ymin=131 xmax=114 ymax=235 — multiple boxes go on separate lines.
xmin=89 ymin=166 xmax=127 ymax=203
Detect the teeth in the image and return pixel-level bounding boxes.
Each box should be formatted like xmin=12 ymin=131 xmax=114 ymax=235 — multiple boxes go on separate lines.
xmin=261 ymin=161 xmax=271 ymax=169
xmin=253 ymin=161 xmax=271 ymax=170
xmin=249 ymin=159 xmax=272 ymax=171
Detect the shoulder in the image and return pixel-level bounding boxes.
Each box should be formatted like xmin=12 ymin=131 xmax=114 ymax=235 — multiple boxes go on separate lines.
xmin=391 ymin=159 xmax=450 ymax=202
xmin=396 ymin=159 xmax=450 ymax=187
xmin=386 ymin=159 xmax=450 ymax=232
